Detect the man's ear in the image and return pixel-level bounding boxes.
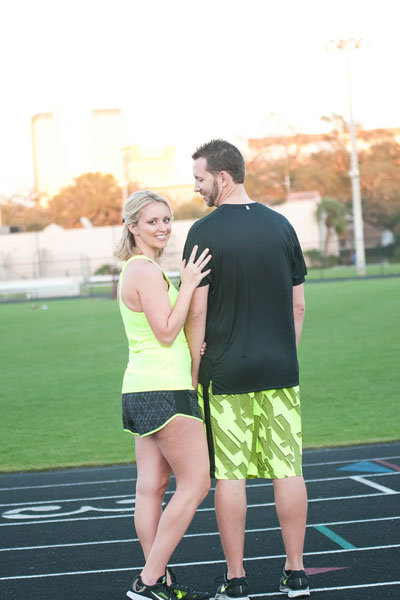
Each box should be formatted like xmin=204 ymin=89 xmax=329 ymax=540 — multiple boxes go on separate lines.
xmin=219 ymin=170 xmax=231 ymax=187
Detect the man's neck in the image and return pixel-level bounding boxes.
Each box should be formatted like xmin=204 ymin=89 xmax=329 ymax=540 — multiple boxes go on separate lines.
xmin=217 ymin=184 xmax=254 ymax=206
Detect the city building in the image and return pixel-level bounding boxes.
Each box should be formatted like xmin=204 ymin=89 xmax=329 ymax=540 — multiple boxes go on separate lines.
xmin=31 ymin=108 xmax=127 ymax=204
xmin=122 ymin=145 xmax=194 ymax=206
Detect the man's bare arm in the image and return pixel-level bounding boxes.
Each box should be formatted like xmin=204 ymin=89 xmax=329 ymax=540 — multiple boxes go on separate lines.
xmin=184 ymin=285 xmax=209 ymax=391
xmin=293 ymin=283 xmax=305 ymax=347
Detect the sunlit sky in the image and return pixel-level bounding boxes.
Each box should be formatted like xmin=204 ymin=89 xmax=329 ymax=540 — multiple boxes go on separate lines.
xmin=1 ymin=0 xmax=399 ymax=195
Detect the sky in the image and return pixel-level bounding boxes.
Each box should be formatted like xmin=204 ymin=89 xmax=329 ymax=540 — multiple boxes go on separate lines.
xmin=1 ymin=0 xmax=399 ymax=195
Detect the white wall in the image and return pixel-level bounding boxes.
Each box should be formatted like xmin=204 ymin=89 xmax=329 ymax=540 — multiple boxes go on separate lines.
xmin=0 ymin=221 xmax=195 ymax=280
xmin=0 ymin=201 xmax=328 ymax=281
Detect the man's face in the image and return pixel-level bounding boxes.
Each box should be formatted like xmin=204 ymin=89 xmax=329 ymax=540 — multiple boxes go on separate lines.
xmin=193 ymin=157 xmax=220 ymax=207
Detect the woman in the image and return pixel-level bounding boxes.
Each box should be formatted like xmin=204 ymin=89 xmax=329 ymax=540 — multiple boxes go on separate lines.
xmin=114 ymin=190 xmax=211 ymax=600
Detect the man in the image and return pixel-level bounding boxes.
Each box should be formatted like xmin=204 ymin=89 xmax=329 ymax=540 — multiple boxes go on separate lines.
xmin=183 ymin=140 xmax=309 ymax=599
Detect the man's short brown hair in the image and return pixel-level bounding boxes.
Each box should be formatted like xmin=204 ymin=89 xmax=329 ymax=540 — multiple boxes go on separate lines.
xmin=192 ymin=139 xmax=245 ymax=183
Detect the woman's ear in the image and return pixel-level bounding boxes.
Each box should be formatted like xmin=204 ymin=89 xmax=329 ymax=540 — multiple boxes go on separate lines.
xmin=128 ymin=223 xmax=138 ymax=236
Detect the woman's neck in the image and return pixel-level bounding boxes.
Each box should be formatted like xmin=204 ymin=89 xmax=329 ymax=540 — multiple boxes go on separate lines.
xmin=133 ymin=247 xmax=160 ymax=262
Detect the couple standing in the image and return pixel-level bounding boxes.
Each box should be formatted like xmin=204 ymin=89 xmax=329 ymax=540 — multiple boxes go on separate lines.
xmin=115 ymin=140 xmax=309 ymax=599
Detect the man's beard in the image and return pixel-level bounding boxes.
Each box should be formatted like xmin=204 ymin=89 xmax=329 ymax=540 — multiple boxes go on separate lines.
xmin=206 ymin=179 xmax=219 ymax=207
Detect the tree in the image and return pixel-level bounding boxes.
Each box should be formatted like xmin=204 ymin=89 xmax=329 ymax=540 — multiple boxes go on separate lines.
xmin=316 ymin=197 xmax=348 ymax=256
xmin=48 ymin=172 xmax=137 ymax=228
xmin=359 ymin=141 xmax=400 ymax=235
xmin=0 ymin=192 xmax=51 ymax=231
xmin=173 ymin=195 xmax=213 ymax=220
xmin=245 ymin=157 xmax=288 ymax=204
xmin=245 ymin=115 xmax=400 ymax=237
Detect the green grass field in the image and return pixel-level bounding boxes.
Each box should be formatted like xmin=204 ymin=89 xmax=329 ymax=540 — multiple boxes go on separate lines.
xmin=306 ymin=261 xmax=400 ymax=280
xmin=1 ymin=277 xmax=399 ymax=472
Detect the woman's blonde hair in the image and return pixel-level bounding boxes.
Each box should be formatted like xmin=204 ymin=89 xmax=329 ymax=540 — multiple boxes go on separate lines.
xmin=114 ymin=190 xmax=172 ymax=261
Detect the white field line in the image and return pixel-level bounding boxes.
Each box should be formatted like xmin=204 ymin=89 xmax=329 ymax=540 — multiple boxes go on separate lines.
xmin=0 ymin=471 xmax=399 ymax=508
xmin=1 ymin=454 xmax=399 ymax=492
xmin=1 ymin=515 xmax=399 ymax=553
xmin=1 ymin=544 xmax=399 ymax=581
xmin=351 ymin=476 xmax=397 ymax=494
xmin=0 ymin=490 xmax=399 ymax=527
xmin=250 ymin=581 xmax=400 ymax=597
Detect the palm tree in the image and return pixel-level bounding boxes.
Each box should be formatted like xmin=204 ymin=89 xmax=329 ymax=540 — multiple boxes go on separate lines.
xmin=316 ymin=197 xmax=347 ymax=257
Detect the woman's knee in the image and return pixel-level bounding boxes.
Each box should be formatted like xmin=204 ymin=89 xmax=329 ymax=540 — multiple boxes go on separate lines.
xmin=199 ymin=474 xmax=211 ymax=503
xmin=179 ymin=471 xmax=211 ymax=505
xmin=137 ymin=472 xmax=171 ymax=499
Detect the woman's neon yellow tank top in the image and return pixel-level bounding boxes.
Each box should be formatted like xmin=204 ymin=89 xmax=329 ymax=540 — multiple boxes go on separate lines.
xmin=119 ymin=255 xmax=193 ymax=393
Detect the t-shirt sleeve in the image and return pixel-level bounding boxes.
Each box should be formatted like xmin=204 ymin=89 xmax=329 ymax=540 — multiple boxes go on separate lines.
xmin=290 ymin=227 xmax=307 ymax=286
xmin=182 ymin=225 xmax=212 ymax=287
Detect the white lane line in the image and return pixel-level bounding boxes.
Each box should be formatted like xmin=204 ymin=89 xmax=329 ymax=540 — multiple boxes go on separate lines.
xmin=0 ymin=513 xmax=132 ymax=527
xmin=242 ymin=471 xmax=399 ymax=491
xmin=1 ymin=544 xmax=399 ymax=581
xmin=302 ymin=454 xmax=400 ymax=468
xmin=1 ymin=471 xmax=398 ymax=508
xmin=351 ymin=476 xmax=398 ymax=494
xmin=305 ymin=442 xmax=400 ymax=454
xmin=0 ymin=494 xmax=133 ymax=508
xmin=1 ymin=490 xmax=398 ymax=527
xmin=0 ymin=478 xmax=137 ymax=492
xmin=250 ymin=581 xmax=400 ymax=596
xmin=1 ymin=454 xmax=399 ymax=492
xmin=1 ymin=515 xmax=399 ymax=553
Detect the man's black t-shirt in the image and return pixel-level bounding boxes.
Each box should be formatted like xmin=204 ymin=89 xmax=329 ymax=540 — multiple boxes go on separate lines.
xmin=183 ymin=202 xmax=307 ymax=395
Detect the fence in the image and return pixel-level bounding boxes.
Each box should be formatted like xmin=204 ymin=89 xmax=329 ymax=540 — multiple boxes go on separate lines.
xmin=0 ymin=248 xmax=399 ymax=302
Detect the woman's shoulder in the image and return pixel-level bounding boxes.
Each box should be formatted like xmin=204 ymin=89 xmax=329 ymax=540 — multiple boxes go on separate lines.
xmin=124 ymin=256 xmax=165 ymax=282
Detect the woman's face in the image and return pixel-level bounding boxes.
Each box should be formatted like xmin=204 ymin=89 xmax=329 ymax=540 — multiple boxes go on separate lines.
xmin=132 ymin=202 xmax=172 ymax=253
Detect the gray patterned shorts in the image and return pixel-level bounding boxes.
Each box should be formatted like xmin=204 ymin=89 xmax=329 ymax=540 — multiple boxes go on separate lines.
xmin=122 ymin=389 xmax=203 ymax=436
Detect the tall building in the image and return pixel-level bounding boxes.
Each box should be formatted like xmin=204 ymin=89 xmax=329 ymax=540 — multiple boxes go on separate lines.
xmin=123 ymin=145 xmax=194 ymax=206
xmin=31 ymin=108 xmax=127 ymax=203
xmin=123 ymin=145 xmax=178 ymax=188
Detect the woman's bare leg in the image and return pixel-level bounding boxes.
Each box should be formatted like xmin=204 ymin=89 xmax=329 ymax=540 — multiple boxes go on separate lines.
xmin=140 ymin=416 xmax=210 ymax=584
xmin=134 ymin=435 xmax=172 ymax=560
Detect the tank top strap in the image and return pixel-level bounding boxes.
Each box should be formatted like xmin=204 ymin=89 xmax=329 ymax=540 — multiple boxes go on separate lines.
xmin=122 ymin=255 xmax=170 ymax=285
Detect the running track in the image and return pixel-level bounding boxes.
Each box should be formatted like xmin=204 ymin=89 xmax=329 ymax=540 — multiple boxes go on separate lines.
xmin=0 ymin=442 xmax=399 ymax=599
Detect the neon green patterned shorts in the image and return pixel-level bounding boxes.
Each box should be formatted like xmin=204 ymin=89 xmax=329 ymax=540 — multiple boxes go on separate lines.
xmin=198 ymin=384 xmax=303 ymax=480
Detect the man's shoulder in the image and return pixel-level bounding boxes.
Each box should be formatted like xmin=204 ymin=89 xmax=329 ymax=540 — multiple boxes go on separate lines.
xmin=257 ymin=202 xmax=288 ymax=220
xmin=187 ymin=210 xmax=217 ymax=236
xmin=259 ymin=203 xmax=295 ymax=231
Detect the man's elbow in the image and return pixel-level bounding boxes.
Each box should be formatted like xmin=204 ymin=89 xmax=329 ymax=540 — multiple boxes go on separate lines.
xmin=188 ymin=302 xmax=207 ymax=323
xmin=294 ymin=303 xmax=305 ymax=320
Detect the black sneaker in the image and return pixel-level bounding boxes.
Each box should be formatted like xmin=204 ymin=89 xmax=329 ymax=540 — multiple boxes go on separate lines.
xmin=214 ymin=573 xmax=250 ymax=600
xmin=166 ymin=567 xmax=210 ymax=600
xmin=127 ymin=574 xmax=171 ymax=600
xmin=279 ymin=567 xmax=310 ymax=598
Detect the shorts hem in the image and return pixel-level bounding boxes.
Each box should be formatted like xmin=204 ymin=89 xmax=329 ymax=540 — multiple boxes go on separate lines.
xmin=214 ymin=469 xmax=303 ymax=480
xmin=124 ymin=413 xmax=203 ymax=437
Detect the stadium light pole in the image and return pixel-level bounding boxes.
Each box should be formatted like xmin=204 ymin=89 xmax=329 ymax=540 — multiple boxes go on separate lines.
xmin=267 ymin=112 xmax=295 ymax=196
xmin=330 ymin=38 xmax=366 ymax=275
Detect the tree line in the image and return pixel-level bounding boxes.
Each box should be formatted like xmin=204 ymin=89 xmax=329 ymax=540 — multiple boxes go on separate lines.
xmin=1 ymin=115 xmax=399 ymax=240
xmin=246 ymin=115 xmax=400 ymax=239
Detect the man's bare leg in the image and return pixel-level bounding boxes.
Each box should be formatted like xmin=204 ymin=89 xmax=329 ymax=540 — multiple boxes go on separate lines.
xmin=215 ymin=479 xmax=247 ymax=579
xmin=273 ymin=476 xmax=307 ymax=571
